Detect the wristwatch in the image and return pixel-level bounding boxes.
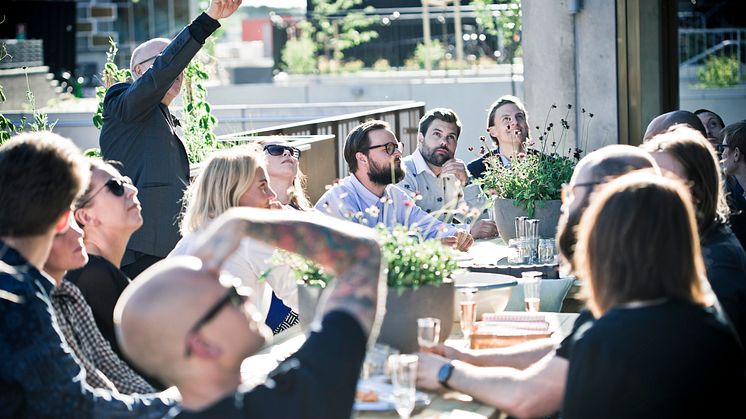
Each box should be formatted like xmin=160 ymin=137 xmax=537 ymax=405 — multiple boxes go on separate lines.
xmin=437 ymin=361 xmax=455 ymax=389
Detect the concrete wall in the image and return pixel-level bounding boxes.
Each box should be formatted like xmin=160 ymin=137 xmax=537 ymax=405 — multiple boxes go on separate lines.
xmin=680 ymin=84 xmax=746 ymax=127
xmin=523 ymin=0 xmax=618 ymax=153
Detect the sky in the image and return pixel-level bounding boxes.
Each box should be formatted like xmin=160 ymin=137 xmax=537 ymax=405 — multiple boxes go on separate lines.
xmin=241 ymin=0 xmax=306 ymax=9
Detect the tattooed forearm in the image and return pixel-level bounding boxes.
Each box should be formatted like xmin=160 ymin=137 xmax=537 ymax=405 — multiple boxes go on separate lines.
xmin=201 ymin=207 xmax=385 ymax=337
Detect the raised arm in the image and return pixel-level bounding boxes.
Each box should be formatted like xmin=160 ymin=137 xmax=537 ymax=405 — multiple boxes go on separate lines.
xmin=191 ymin=207 xmax=385 ymax=338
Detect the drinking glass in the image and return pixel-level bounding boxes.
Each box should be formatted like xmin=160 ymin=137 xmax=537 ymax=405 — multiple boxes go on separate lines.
xmin=417 ymin=317 xmax=441 ymax=349
xmin=538 ymin=238 xmax=557 ymax=264
xmin=522 ymin=271 xmax=542 ymax=312
xmin=458 ymin=288 xmax=478 ymax=347
xmin=389 ymin=354 xmax=419 ymax=419
xmin=507 ymin=238 xmax=530 ymax=265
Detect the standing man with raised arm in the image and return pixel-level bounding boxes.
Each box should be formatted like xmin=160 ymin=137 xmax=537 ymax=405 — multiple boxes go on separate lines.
xmin=116 ymin=208 xmax=385 ymax=417
xmin=99 ymin=0 xmax=242 ymax=279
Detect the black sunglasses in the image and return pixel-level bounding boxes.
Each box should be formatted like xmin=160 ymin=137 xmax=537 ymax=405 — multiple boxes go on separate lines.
xmin=77 ymin=176 xmax=132 ymax=208
xmin=184 ymin=285 xmax=250 ymax=357
xmin=264 ymin=144 xmax=301 ymax=159
xmin=366 ymin=141 xmax=402 ymax=156
xmin=716 ymin=143 xmax=730 ymax=153
xmin=134 ymin=53 xmax=160 ymax=68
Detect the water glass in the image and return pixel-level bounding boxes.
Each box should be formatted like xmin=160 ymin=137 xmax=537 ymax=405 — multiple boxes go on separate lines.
xmin=522 ymin=271 xmax=542 ymax=312
xmin=538 ymin=238 xmax=557 ymax=264
xmin=389 ymin=354 xmax=419 ymax=419
xmin=417 ymin=317 xmax=441 ymax=349
xmin=507 ymin=238 xmax=531 ymax=265
xmin=458 ymin=288 xmax=478 ymax=346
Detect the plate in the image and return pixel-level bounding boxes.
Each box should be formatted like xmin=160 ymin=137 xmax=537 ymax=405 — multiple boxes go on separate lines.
xmin=354 ymin=379 xmax=430 ymax=412
xmin=453 ymin=251 xmax=474 ymax=262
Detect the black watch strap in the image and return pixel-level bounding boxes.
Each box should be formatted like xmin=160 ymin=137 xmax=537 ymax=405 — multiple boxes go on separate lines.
xmin=437 ymin=361 xmax=455 ymax=389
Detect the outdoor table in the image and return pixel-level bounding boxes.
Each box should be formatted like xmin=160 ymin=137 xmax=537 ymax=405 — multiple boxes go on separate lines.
xmin=462 ymin=238 xmax=560 ymax=279
xmin=242 ymin=312 xmax=579 ymax=419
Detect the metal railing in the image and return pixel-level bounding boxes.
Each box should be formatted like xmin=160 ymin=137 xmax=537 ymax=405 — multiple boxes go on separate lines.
xmin=218 ymin=101 xmax=426 ymax=179
xmin=679 ymin=28 xmax=745 ymax=66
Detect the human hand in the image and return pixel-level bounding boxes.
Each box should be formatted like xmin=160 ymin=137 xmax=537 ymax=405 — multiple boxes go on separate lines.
xmin=415 ymin=352 xmax=450 ymax=390
xmin=455 ymin=230 xmax=474 ymax=251
xmin=421 ymin=343 xmax=469 ymax=362
xmin=268 ymin=199 xmax=284 ymax=210
xmin=206 ymin=0 xmax=242 ymax=20
xmin=469 ymin=219 xmax=498 ymax=239
xmin=191 ymin=210 xmax=246 ymax=275
xmin=441 ymin=159 xmax=469 ymax=185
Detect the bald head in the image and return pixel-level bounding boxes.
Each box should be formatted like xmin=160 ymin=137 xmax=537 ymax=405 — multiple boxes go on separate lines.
xmin=130 ymin=38 xmax=170 ymax=78
xmin=558 ymin=145 xmax=659 ymax=271
xmin=115 ymin=257 xmax=261 ymax=385
xmin=644 ymin=111 xmax=707 ymax=142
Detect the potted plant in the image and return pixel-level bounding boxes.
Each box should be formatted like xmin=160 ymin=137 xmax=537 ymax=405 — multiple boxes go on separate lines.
xmin=276 ymin=223 xmax=459 ymax=352
xmin=475 ymin=104 xmax=593 ymax=240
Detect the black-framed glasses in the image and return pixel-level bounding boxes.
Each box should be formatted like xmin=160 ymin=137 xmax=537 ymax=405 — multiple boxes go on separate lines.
xmin=366 ymin=141 xmax=402 ymax=156
xmin=264 ymin=144 xmax=301 ymax=159
xmin=184 ymin=285 xmax=251 ymax=356
xmin=134 ymin=53 xmax=160 ymax=68
xmin=77 ymin=176 xmax=132 ymax=208
xmin=716 ymin=143 xmax=730 ymax=154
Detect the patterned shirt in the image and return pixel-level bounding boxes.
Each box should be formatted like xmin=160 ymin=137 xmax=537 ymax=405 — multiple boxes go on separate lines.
xmin=51 ymin=280 xmax=156 ymax=394
xmin=0 ymin=240 xmax=171 ymax=418
xmin=314 ymin=174 xmax=461 ymax=239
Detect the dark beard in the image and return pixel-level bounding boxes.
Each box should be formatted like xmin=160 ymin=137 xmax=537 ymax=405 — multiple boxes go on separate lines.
xmin=368 ymin=158 xmax=405 ymax=185
xmin=422 ymin=146 xmax=452 ymax=167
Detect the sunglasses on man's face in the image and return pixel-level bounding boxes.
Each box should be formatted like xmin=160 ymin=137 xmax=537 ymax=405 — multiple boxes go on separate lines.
xmin=264 ymin=144 xmax=301 ymax=159
xmin=77 ymin=176 xmax=133 ymax=208
xmin=184 ymin=285 xmax=251 ymax=356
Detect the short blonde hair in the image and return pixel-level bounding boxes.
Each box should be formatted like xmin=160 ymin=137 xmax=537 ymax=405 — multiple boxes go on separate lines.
xmin=180 ymin=145 xmax=264 ymax=234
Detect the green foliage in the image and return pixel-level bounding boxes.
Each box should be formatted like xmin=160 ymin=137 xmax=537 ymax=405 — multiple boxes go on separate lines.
xmin=84 ymin=148 xmax=102 ymax=158
xmin=372 ymin=58 xmax=391 ymax=71
xmin=476 ymin=104 xmax=593 ymax=217
xmin=93 ymin=39 xmax=132 ymax=129
xmin=281 ymin=0 xmax=378 ymax=72
xmin=181 ymin=57 xmax=222 ymax=164
xmin=472 ymin=0 xmax=522 ymax=62
xmin=409 ymin=40 xmax=446 ymax=69
xmin=341 ymin=59 xmax=365 ymax=73
xmin=270 ymin=250 xmax=334 ymax=288
xmin=281 ymin=25 xmax=318 ymax=74
xmin=697 ymin=54 xmax=742 ymax=88
xmin=378 ymin=225 xmax=458 ymax=292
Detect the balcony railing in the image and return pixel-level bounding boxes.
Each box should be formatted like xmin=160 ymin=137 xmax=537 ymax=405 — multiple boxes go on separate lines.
xmin=218 ymin=101 xmax=426 ymax=180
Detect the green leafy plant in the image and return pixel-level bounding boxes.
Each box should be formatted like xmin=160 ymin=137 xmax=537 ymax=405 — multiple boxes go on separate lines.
xmin=378 ymin=225 xmax=458 ymax=293
xmin=475 ymin=104 xmax=593 ymax=217
xmin=281 ymin=23 xmax=318 ymax=74
xmin=472 ymin=0 xmax=522 ymax=63
xmin=697 ymin=54 xmax=742 ymax=88
xmin=181 ymin=57 xmax=222 ymax=164
xmin=93 ymin=38 xmax=132 ymax=129
xmin=270 ymin=250 xmax=335 ymax=288
xmin=408 ymin=40 xmax=446 ymax=70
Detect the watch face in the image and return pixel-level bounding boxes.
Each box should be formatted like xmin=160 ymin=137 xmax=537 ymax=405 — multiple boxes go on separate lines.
xmin=438 ymin=362 xmax=454 ymax=388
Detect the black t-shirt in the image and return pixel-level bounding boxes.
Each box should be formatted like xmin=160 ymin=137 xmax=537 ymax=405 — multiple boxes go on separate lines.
xmin=563 ymin=300 xmax=746 ymax=419
xmin=66 ymin=254 xmax=130 ymax=357
xmin=701 ymin=223 xmax=746 ymax=347
xmin=170 ymin=311 xmax=367 ymax=419
xmin=555 ymin=309 xmax=594 ymax=360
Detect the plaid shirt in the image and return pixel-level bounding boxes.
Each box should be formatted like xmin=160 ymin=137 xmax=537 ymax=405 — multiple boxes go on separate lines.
xmin=51 ymin=280 xmax=155 ymax=394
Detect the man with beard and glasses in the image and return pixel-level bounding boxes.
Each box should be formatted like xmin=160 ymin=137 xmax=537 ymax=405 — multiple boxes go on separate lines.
xmin=316 ymin=120 xmax=473 ymax=251
xmin=399 ymin=108 xmax=497 ymax=239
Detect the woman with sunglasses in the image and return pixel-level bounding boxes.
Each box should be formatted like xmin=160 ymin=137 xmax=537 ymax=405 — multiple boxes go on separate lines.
xmin=66 ymin=160 xmax=143 ymax=363
xmin=262 ymin=141 xmax=312 ymax=210
xmin=642 ymin=126 xmax=746 ymax=347
xmin=563 ymin=172 xmax=745 ymax=418
xmin=44 ymin=215 xmax=155 ymax=394
xmin=170 ymin=145 xmax=299 ymax=334
xmin=719 ymin=120 xmax=746 ymax=250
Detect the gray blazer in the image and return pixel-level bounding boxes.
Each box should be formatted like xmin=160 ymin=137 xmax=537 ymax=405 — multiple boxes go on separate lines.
xmin=99 ymin=24 xmax=206 ymax=259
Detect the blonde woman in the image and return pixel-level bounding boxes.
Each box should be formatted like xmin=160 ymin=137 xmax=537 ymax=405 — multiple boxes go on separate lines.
xmin=170 ymin=145 xmax=299 ymax=333
xmin=262 ymin=141 xmax=312 ymax=210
